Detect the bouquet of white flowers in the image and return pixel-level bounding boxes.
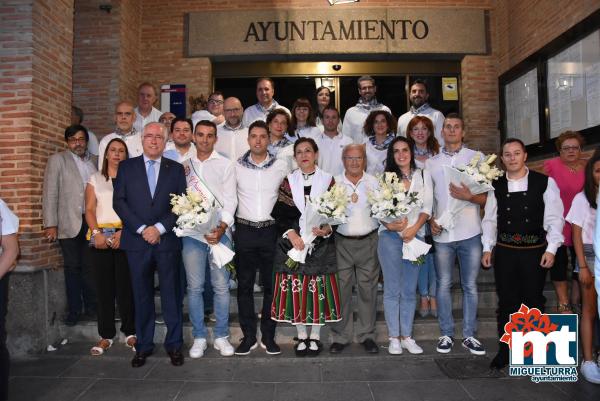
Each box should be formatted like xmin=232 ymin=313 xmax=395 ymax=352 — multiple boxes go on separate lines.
xmin=286 ymin=184 xmax=349 ymax=269
xmin=170 ymin=189 xmax=235 ymax=272
xmin=368 ymin=172 xmax=431 ymax=265
xmin=435 ymin=153 xmax=503 ymax=230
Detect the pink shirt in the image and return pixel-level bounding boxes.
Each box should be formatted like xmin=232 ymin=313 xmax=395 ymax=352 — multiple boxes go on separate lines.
xmin=543 ymin=157 xmax=585 ymax=246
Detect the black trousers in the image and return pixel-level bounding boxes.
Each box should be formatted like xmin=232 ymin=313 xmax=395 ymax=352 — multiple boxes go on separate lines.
xmin=234 ymin=224 xmax=277 ymax=341
xmin=0 ymin=275 xmax=9 ymax=401
xmin=58 ymin=220 xmax=96 ymax=317
xmin=494 ymin=245 xmax=547 ymax=338
xmin=91 ymin=247 xmax=135 ymax=339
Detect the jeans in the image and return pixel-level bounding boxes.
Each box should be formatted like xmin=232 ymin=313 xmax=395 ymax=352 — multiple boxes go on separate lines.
xmin=434 ymin=234 xmax=482 ymax=338
xmin=378 ymin=230 xmax=421 ymax=338
xmin=417 ymin=253 xmax=436 ymax=297
xmin=182 ymin=235 xmax=232 ymax=339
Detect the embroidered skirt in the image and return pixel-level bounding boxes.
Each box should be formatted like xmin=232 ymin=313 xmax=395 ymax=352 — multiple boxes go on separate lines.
xmin=271 ymin=272 xmax=342 ymax=325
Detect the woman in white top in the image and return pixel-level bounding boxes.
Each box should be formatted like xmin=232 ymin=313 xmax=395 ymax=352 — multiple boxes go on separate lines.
xmin=85 ymin=138 xmax=136 ymax=356
xmin=406 ymin=115 xmax=440 ymax=317
xmin=377 ymin=137 xmax=433 ymax=355
xmin=0 ymin=198 xmax=19 ymax=400
xmin=566 ymin=149 xmax=600 ymax=384
xmin=289 ymin=98 xmax=321 ymax=140
xmin=363 ymin=110 xmax=397 ymax=176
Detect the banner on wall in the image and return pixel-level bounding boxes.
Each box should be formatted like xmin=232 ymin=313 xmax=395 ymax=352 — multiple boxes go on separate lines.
xmin=161 ymin=84 xmax=187 ymax=118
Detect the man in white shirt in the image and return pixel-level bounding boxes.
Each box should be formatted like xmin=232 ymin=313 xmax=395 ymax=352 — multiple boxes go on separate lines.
xmin=180 ymin=120 xmax=237 ymax=359
xmin=397 ymin=79 xmax=445 ymax=145
xmin=341 ymin=76 xmax=391 ymax=144
xmin=426 ymin=113 xmax=489 ymax=356
xmin=330 ymin=144 xmax=381 ymax=354
xmin=234 ymin=120 xmax=288 ymax=356
xmin=163 ymin=117 xmax=196 ymax=163
xmin=133 ymin=82 xmax=163 ymax=134
xmin=313 ymin=107 xmax=353 ymax=177
xmin=216 ymin=97 xmax=249 ymax=161
xmin=97 ymin=102 xmax=143 ymax=169
xmin=242 ymin=78 xmax=290 ymax=127
xmin=191 ymin=91 xmax=226 ymax=129
xmin=72 ymin=106 xmax=99 ymax=156
xmin=481 ymin=138 xmax=564 ymax=370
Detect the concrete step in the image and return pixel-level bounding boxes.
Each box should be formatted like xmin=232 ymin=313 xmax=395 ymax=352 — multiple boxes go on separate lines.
xmin=155 ymin=282 xmax=559 ymax=314
xmin=59 ymin=308 xmax=501 ymax=345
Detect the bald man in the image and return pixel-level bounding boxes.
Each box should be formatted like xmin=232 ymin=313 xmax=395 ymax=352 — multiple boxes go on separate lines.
xmin=216 ymin=97 xmax=250 ymax=161
xmin=97 ymin=101 xmax=143 ymax=169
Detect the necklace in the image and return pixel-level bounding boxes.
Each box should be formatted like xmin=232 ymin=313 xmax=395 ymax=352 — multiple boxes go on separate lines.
xmin=302 ymin=170 xmax=316 ymax=181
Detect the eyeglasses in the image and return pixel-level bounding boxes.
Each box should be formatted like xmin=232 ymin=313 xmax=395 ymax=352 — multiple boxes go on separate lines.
xmin=560 ymin=146 xmax=580 ymax=152
xmin=208 ymin=99 xmax=224 ymax=105
xmin=67 ymin=137 xmax=87 ymax=144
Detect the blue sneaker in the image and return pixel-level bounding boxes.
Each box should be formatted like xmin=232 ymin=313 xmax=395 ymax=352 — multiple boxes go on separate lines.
xmin=462 ymin=336 xmax=486 ymax=355
xmin=436 ymin=336 xmax=454 ymax=353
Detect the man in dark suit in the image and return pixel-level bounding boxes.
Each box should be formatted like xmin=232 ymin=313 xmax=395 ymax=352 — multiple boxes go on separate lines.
xmin=113 ymin=122 xmax=187 ymax=367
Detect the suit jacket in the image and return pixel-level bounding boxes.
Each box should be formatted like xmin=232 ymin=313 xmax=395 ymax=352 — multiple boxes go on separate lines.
xmin=42 ymin=150 xmax=98 ymax=239
xmin=113 ymin=155 xmax=187 ymax=251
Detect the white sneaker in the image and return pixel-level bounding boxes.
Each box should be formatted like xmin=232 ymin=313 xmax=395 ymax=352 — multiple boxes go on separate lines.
xmin=253 ymin=283 xmax=262 ymax=293
xmin=189 ymin=338 xmax=207 ymax=358
xmin=388 ymin=338 xmax=402 ymax=355
xmin=581 ymin=360 xmax=600 ymax=384
xmin=214 ymin=337 xmax=234 ymax=357
xmin=401 ymin=337 xmax=424 ymax=354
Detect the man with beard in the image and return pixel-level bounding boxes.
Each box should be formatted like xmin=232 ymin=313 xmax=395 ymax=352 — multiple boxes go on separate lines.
xmin=163 ymin=117 xmax=196 ymax=163
xmin=98 ymin=102 xmax=143 ymax=169
xmin=397 ymin=79 xmax=445 ymax=146
xmin=341 ymin=76 xmax=391 ymax=144
xmin=216 ymin=97 xmax=250 ymax=161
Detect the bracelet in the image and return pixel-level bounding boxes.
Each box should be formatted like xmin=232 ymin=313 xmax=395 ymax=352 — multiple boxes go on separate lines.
xmin=91 ymin=228 xmax=101 ymax=237
xmin=579 ymin=264 xmax=589 ymax=270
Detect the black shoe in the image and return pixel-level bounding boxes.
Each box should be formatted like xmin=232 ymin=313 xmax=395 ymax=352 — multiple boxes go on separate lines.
xmin=64 ymin=313 xmax=79 ymax=327
xmin=307 ymin=340 xmax=323 ymax=357
xmin=260 ymin=338 xmax=281 ymax=355
xmin=490 ymin=343 xmax=509 ymax=370
xmin=234 ymin=337 xmax=258 ymax=356
xmin=167 ymin=349 xmax=184 ymax=366
xmin=131 ymin=351 xmax=152 ymax=368
xmin=329 ymin=342 xmax=347 ymax=354
xmin=294 ymin=338 xmax=309 ymax=357
xmin=361 ymin=339 xmax=379 ymax=354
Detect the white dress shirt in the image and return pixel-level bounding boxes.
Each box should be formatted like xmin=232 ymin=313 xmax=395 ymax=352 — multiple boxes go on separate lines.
xmin=71 ymin=151 xmax=97 ymax=209
xmin=425 ymin=147 xmax=486 ymax=243
xmin=242 ymin=101 xmax=291 ymax=127
xmin=566 ymin=192 xmax=596 ymax=245
xmin=235 ymin=154 xmax=288 ymax=222
xmin=183 ymin=151 xmax=237 ymax=231
xmin=216 ymin=124 xmax=249 ymax=161
xmin=335 ymin=172 xmax=379 ymax=236
xmin=313 ymin=131 xmax=353 ymax=177
xmin=163 ymin=143 xmax=196 ymax=163
xmin=342 ymin=104 xmax=391 ymax=144
xmin=397 ymin=104 xmax=445 ymax=147
xmin=482 ymin=169 xmax=564 ymax=254
xmin=133 ymin=106 xmax=162 ymax=134
xmin=191 ymin=110 xmax=216 ymax=129
xmin=97 ymin=131 xmax=143 ymax=170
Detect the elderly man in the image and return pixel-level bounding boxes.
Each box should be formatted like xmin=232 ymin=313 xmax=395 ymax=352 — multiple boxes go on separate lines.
xmin=181 ymin=120 xmax=237 ymax=358
xmin=330 ymin=144 xmax=381 ymax=354
xmin=242 ymin=78 xmax=290 ymax=127
xmin=163 ymin=117 xmax=196 ymax=163
xmin=341 ymin=76 xmax=391 ymax=144
xmin=397 ymin=79 xmax=445 ymax=145
xmin=234 ymin=120 xmax=288 ymax=355
xmin=43 ymin=125 xmax=98 ymax=326
xmin=98 ymin=102 xmax=143 ymax=169
xmin=312 ymin=107 xmax=352 ymax=177
xmin=216 ymin=97 xmax=250 ymax=161
xmin=133 ymin=82 xmax=163 ymax=133
xmin=113 ymin=122 xmax=187 ymax=368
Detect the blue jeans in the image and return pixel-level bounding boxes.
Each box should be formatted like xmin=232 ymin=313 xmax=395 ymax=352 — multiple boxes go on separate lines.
xmin=434 ymin=235 xmax=482 ymax=338
xmin=182 ymin=235 xmax=232 ymax=339
xmin=378 ymin=230 xmax=422 ymax=338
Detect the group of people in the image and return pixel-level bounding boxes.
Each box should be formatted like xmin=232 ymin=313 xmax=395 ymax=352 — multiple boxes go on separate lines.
xmin=34 ymin=75 xmax=600 ymax=385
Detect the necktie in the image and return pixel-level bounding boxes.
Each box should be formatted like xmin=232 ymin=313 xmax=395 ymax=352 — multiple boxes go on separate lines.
xmin=147 ymin=160 xmax=156 ymax=197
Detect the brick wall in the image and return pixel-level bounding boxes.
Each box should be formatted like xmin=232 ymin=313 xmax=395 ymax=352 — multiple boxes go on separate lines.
xmin=0 ymin=0 xmax=74 ymax=269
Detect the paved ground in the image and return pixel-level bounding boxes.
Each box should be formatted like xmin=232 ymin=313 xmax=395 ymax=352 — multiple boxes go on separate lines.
xmin=8 ymin=340 xmax=599 ymax=401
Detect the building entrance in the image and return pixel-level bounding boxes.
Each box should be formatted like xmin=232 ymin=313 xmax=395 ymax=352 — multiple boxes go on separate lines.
xmin=213 ymin=61 xmax=461 ymax=123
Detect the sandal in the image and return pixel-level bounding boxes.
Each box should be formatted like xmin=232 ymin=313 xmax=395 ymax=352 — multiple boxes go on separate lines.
xmin=557 ymin=303 xmax=573 ymax=314
xmin=90 ymin=338 xmax=113 ymax=356
xmin=125 ymin=335 xmax=137 ymax=351
xmin=294 ymin=337 xmax=308 ymax=357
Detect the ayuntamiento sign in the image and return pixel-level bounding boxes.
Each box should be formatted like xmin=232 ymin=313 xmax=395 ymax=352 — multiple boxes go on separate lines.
xmin=186 ymin=8 xmax=487 ymax=57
